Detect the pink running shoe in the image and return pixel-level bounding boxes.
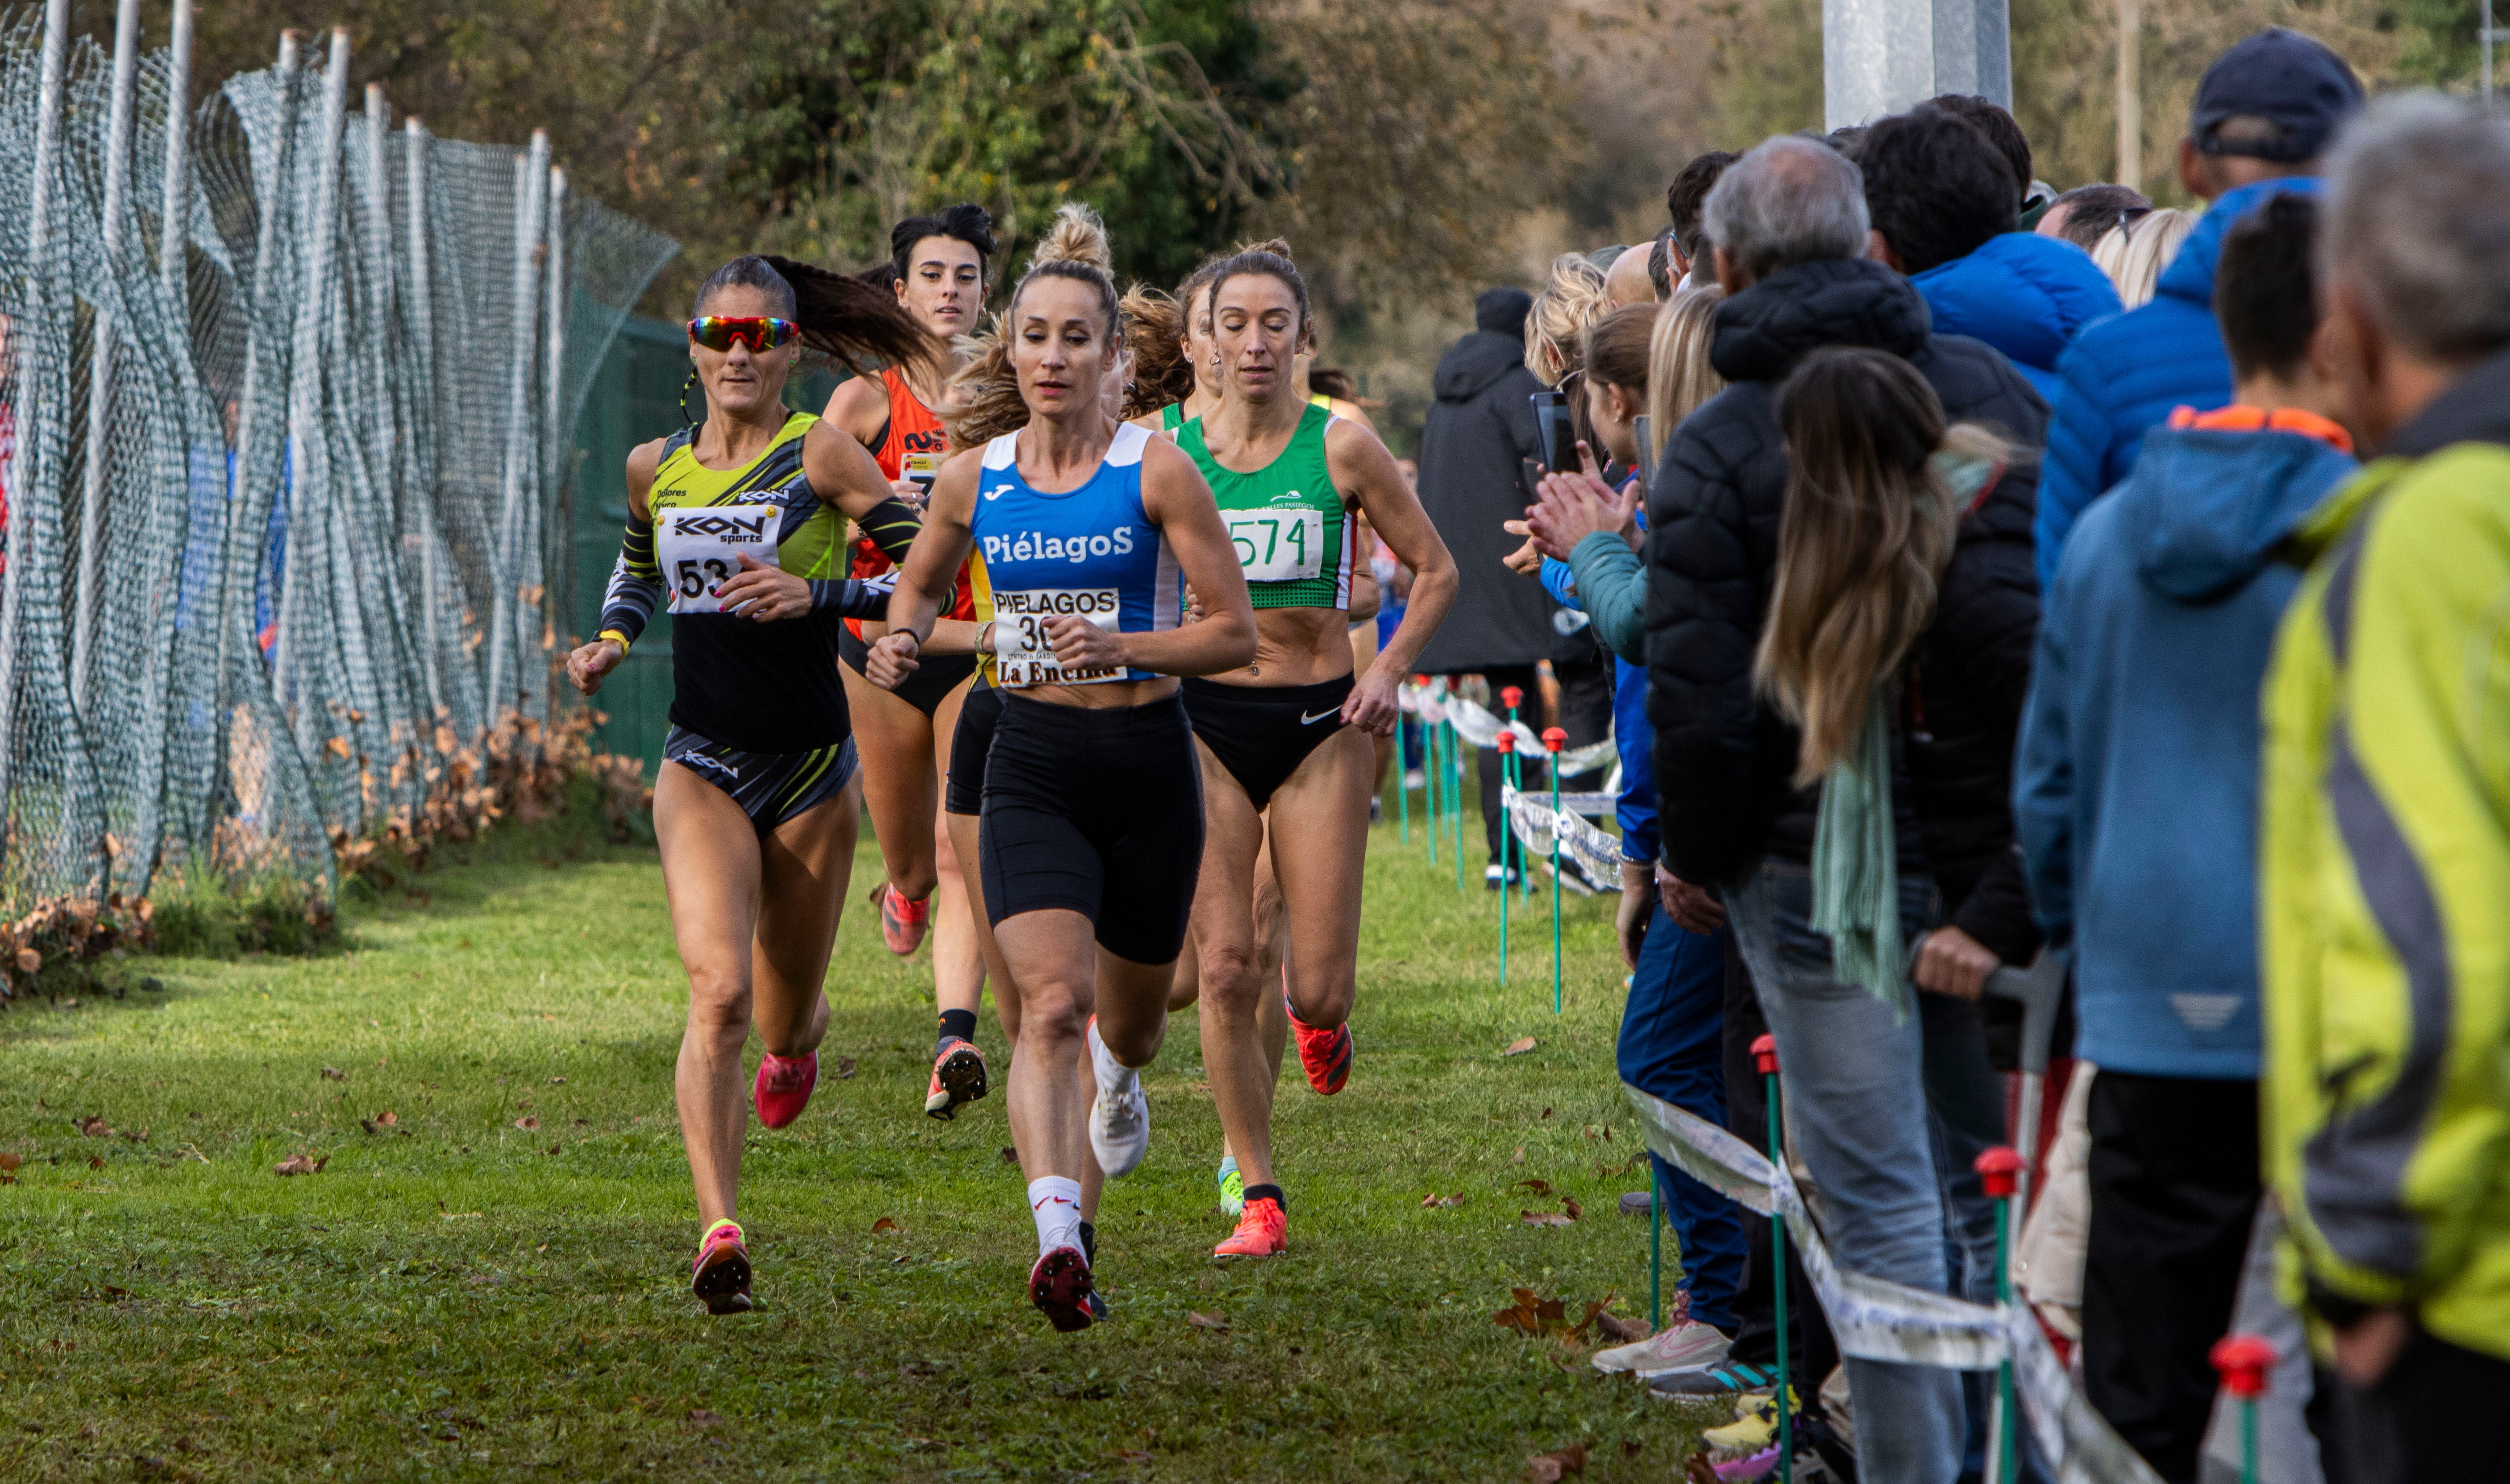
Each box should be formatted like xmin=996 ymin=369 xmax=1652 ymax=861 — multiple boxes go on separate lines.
xmin=691 ymin=1219 xmax=753 ymax=1315
xmin=876 ymin=883 xmax=931 ymax=956
xmin=1028 ymin=1245 xmax=1097 ymax=1332
xmin=752 ymin=1051 xmax=818 ymax=1130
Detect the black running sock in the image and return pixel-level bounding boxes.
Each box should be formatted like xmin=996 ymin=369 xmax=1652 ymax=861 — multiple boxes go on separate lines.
xmin=936 ymin=1009 xmax=978 ymax=1051
xmin=1242 ymin=1184 xmax=1286 ymax=1213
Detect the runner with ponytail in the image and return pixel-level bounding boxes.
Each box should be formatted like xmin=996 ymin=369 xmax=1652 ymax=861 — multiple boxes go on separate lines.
xmin=566 ymin=254 xmax=939 ymax=1315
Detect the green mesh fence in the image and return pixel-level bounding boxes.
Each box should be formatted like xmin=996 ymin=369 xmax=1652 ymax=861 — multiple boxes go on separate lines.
xmin=0 ymin=6 xmax=677 ymax=913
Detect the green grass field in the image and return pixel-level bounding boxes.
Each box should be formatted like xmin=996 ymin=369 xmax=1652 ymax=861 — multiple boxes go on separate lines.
xmin=0 ymin=798 xmax=1704 ymax=1481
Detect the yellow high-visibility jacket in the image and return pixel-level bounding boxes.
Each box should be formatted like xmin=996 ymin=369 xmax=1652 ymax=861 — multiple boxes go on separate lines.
xmin=2259 ymin=350 xmax=2510 ymax=1362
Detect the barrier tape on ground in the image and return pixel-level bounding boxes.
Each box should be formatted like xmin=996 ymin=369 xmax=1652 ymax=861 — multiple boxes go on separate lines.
xmin=1503 ymin=786 xmax=1625 ymax=886
xmin=1398 ymin=683 xmax=1619 ymax=777
xmin=1552 ymin=791 xmax=1615 ymax=819
xmin=1621 ymin=1081 xmax=2170 ymax=1484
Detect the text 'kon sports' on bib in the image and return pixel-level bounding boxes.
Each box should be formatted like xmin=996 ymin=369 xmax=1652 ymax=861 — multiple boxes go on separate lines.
xmin=991 ymin=587 xmax=1123 ymax=688
xmin=1226 ymin=506 xmax=1324 ymax=583
xmin=657 ymin=504 xmax=781 ymax=615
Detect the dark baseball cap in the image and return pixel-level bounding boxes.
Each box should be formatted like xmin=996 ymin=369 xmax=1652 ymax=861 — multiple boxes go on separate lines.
xmin=1476 ymin=287 xmax=1533 ymax=336
xmin=2190 ymin=28 xmax=2363 ymax=162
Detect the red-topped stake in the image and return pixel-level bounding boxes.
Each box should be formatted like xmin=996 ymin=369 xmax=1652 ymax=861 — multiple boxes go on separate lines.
xmin=2211 ymin=1335 xmax=2277 ymax=1398
xmin=1975 ymin=1146 xmax=2024 ymax=1199
xmin=1412 ymin=673 xmax=1430 ymax=687
xmin=1751 ymin=1033 xmax=1779 ymax=1076
xmin=1501 ymin=685 xmax=1524 ymax=710
xmin=1496 ymin=730 xmax=1515 ymax=754
xmin=1541 ymin=726 xmax=1566 ymax=752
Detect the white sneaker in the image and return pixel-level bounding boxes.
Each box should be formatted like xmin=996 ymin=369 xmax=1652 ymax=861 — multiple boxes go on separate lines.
xmin=1592 ymin=1318 xmax=1733 ymax=1376
xmin=1087 ymin=1018 xmax=1149 ymax=1178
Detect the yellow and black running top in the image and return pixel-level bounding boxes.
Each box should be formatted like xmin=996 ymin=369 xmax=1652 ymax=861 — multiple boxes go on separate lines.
xmin=598 ymin=412 xmax=911 ymax=754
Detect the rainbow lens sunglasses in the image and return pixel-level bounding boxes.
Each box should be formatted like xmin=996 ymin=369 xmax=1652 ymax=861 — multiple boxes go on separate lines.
xmin=686 ymin=316 xmax=800 ymax=353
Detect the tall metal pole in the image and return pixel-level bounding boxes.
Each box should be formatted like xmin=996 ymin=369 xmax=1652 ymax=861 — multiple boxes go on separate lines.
xmin=402 ymin=116 xmax=445 ymax=725
xmin=158 ymin=0 xmax=195 ymax=314
xmin=0 ymin=0 xmax=73 ymax=873
xmin=72 ymin=0 xmax=144 ymax=715
xmin=535 ymin=162 xmax=569 ymax=719
xmin=2116 ymin=0 xmax=2142 ymax=191
xmin=483 ymin=131 xmax=551 ymax=724
xmin=274 ymin=27 xmax=351 ymax=738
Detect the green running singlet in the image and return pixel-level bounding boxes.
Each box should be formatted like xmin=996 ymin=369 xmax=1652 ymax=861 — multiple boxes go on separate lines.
xmin=1176 ymin=400 xmax=1349 ymax=611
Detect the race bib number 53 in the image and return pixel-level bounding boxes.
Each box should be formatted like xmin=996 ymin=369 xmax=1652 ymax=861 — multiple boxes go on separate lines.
xmin=993 ymin=588 xmax=1124 ymax=688
xmin=1228 ymin=508 xmax=1324 ymax=582
xmin=658 ymin=503 xmax=780 ymax=615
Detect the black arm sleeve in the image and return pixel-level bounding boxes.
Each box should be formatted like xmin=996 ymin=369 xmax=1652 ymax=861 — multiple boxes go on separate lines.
xmin=853 ymin=495 xmax=925 ymax=565
xmin=598 ymin=516 xmax=662 ymax=646
xmin=808 ymin=569 xmax=898 ymax=621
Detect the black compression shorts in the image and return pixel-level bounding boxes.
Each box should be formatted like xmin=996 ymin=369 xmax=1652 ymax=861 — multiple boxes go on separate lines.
xmin=663 ymin=726 xmax=858 ymax=835
xmin=1181 ymin=673 xmax=1354 ymax=811
xmin=838 ymin=624 xmax=980 ymax=720
xmin=978 ymin=692 xmax=1202 ymax=965
xmin=945 ymin=683 xmax=1008 ymax=817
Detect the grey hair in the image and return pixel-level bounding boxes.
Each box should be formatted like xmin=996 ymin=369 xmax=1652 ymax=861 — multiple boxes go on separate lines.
xmin=1700 ymin=135 xmax=1872 ymax=284
xmin=2320 ymin=92 xmax=2510 ymax=365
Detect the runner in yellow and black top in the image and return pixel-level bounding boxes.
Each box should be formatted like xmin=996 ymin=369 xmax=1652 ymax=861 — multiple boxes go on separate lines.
xmin=566 ymin=254 xmax=939 ymax=1316
xmin=1176 ymin=243 xmax=1457 ymax=1258
xmin=822 ymin=206 xmax=998 ymax=1123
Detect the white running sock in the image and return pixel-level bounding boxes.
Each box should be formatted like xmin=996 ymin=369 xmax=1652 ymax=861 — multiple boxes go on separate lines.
xmin=1028 ymin=1176 xmax=1085 ymax=1258
xmin=1087 ymin=1017 xmax=1137 ymax=1094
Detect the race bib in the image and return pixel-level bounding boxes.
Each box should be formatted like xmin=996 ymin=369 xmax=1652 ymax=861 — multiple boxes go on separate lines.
xmin=1227 ymin=508 xmax=1325 ymax=582
xmin=992 ymin=587 xmax=1125 ymax=688
xmin=901 ymin=449 xmax=944 ymax=494
xmin=657 ymin=503 xmax=781 ymax=615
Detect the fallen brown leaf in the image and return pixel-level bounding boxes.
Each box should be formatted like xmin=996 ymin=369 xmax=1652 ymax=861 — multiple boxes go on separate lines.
xmin=76 ymin=1116 xmax=112 ymax=1137
xmin=1501 ymin=1036 xmax=1538 ymax=1057
xmin=118 ymin=1128 xmax=148 ymax=1143
xmin=1515 ymin=1178 xmax=1554 ymax=1194
xmin=548 ymin=1076 xmax=566 ymax=1085
xmin=0 ymin=1152 xmax=20 ymax=1172
xmin=1593 ymin=1311 xmax=1652 ymax=1343
xmin=1623 ymin=1438 xmax=1646 ymax=1459
xmin=1521 ymin=1210 xmax=1574 ymax=1227
xmin=1513 ymin=1145 xmax=1527 ymax=1164
xmin=514 ymin=1116 xmax=540 ymax=1131
xmin=1115 ymin=1449 xmax=1153 ymax=1463
xmin=1524 ymin=1442 xmax=1590 ymax=1480
xmin=686 ymin=1408 xmax=723 ymax=1427
xmin=871 ymin=1217 xmax=899 ymax=1235
xmin=87 ymin=1155 xmax=103 ymax=1170
xmin=1420 ymin=1191 xmax=1467 ymax=1208
xmin=376 ymin=1111 xmax=398 ymax=1127
xmin=1562 ymin=1196 xmax=1584 ymax=1221
xmin=999 ymin=1146 xmax=1020 ymax=1164
xmin=836 ymin=1057 xmax=858 ymax=1080
xmin=320 ymin=1067 xmax=347 ymax=1082
xmin=273 ymin=1154 xmax=328 ymax=1176
xmin=1186 ymin=1310 xmax=1230 ymax=1331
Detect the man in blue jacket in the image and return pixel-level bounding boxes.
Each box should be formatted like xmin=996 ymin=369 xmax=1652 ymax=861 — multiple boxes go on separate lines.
xmin=2033 ymin=27 xmax=2361 ymax=588
xmin=2013 ymin=195 xmax=2356 ymax=1484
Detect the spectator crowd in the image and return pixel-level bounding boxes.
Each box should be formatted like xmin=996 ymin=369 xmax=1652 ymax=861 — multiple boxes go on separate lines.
xmin=1408 ymin=26 xmax=2509 ymax=1484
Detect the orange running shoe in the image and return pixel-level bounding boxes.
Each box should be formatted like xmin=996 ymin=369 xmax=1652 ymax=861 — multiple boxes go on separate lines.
xmin=924 ymin=1036 xmax=989 ymax=1120
xmin=691 ymin=1218 xmax=753 ymax=1315
xmin=752 ymin=1051 xmax=818 ymax=1130
xmin=1213 ymin=1195 xmax=1288 ymax=1257
xmin=876 ymin=883 xmax=931 ymax=956
xmin=1288 ymin=990 xmax=1352 ymax=1096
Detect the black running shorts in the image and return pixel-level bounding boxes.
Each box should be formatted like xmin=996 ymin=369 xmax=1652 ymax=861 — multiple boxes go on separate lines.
xmin=978 ymin=692 xmax=1203 ymax=965
xmin=1181 ymin=672 xmax=1353 ymax=811
xmin=944 ymin=682 xmax=1008 ymax=817
xmin=662 ymin=726 xmax=858 ymax=835
xmin=839 ymin=624 xmax=980 ymax=721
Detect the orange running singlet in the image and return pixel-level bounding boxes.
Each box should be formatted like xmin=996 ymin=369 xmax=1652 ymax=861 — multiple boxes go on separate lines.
xmin=850 ymin=367 xmax=973 ymax=632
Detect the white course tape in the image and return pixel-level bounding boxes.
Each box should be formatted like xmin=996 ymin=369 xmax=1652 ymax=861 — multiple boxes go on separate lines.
xmin=1399 ymin=684 xmax=1618 ymax=776
xmin=1624 ymin=1080 xmax=2175 ymax=1484
xmin=1503 ymin=786 xmax=1624 ymax=885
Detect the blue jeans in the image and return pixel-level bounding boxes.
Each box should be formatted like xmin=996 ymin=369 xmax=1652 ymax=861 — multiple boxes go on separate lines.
xmin=1616 ymin=907 xmax=1746 ymax=1332
xmin=1727 ymin=860 xmax=1965 ymax=1484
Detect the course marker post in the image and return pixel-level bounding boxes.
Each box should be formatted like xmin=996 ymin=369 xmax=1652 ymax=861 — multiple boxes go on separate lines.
xmin=1451 ymin=709 xmax=1466 ymax=893
xmin=1754 ymin=1033 xmax=1792 ymax=1484
xmin=1420 ymin=677 xmax=1438 ymax=869
xmin=1503 ymin=687 xmax=1532 ymax=901
xmin=1978 ymin=1146 xmax=2024 ymax=1484
xmin=1543 ymin=727 xmax=1566 ymax=1013
xmin=1394 ymin=700 xmax=1409 ymax=843
xmin=1496 ymin=728 xmax=1515 ymax=984
xmin=2210 ymin=1335 xmax=2278 ymax=1484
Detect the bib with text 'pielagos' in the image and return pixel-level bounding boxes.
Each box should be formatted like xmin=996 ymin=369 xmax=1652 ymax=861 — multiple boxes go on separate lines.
xmin=964 ymin=422 xmax=1177 ymax=689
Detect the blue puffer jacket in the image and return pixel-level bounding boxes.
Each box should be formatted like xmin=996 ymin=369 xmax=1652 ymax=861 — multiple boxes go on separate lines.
xmin=2013 ymin=420 xmax=2357 ymax=1077
xmin=2032 ymin=177 xmax=2323 ymax=589
xmin=1911 ymin=233 xmax=2120 ymax=403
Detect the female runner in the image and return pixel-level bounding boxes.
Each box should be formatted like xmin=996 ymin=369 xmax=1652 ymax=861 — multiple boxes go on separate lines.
xmin=567 ymin=255 xmax=939 ymax=1314
xmin=869 ymin=234 xmax=1255 ymax=1331
xmin=817 ymin=206 xmax=998 ymax=1122
xmin=1177 ymin=245 xmax=1456 ymax=1257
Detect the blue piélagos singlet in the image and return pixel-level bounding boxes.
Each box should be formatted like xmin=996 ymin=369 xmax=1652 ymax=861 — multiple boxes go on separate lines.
xmin=967 ymin=422 xmax=1180 ymax=689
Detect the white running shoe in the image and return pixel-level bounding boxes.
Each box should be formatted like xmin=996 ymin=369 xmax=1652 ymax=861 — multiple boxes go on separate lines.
xmin=1086 ymin=1017 xmax=1149 ymax=1178
xmin=1592 ymin=1318 xmax=1733 ymax=1377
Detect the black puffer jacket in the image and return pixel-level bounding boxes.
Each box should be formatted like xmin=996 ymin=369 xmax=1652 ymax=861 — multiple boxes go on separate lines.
xmin=1644 ymin=256 xmax=2047 ymax=888
xmin=1906 ymin=470 xmax=2042 ymax=963
xmin=1413 ymin=329 xmax=1554 ymax=673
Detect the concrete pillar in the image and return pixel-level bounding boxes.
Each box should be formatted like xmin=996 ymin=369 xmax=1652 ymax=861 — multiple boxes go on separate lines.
xmin=1824 ymin=0 xmax=2011 ymax=131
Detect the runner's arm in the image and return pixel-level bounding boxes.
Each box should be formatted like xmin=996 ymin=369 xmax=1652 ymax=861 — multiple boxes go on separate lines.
xmin=880 ymin=449 xmax=982 ymax=652
xmin=570 ymin=441 xmax=665 ymax=694
xmin=1331 ymin=419 xmax=1456 ymax=732
xmin=805 ymin=420 xmax=927 ymax=564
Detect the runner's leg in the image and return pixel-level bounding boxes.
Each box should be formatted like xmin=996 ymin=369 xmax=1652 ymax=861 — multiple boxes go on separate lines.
xmin=928 ymin=675 xmax=984 ymax=1015
xmin=1268 ymin=727 xmax=1372 ymax=1035
xmin=841 ymin=660 xmax=940 ymax=915
xmin=1192 ymin=742 xmax=1275 ymax=1186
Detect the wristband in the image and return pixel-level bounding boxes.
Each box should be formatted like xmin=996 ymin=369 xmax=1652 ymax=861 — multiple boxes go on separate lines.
xmin=597 ymin=628 xmax=632 ymax=656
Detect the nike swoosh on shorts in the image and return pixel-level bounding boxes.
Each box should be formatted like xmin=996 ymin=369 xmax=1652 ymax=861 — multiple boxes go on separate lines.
xmin=1300 ymin=709 xmax=1339 ymax=726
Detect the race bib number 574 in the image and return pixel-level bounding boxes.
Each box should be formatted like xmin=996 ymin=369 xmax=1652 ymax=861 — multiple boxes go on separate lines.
xmin=1228 ymin=508 xmax=1324 ymax=582
xmin=657 ymin=504 xmax=781 ymax=615
xmin=993 ymin=588 xmax=1124 ymax=688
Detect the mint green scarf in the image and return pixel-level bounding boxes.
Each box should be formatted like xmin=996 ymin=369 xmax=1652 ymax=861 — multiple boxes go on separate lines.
xmin=1805 ymin=450 xmax=1996 ymax=1016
